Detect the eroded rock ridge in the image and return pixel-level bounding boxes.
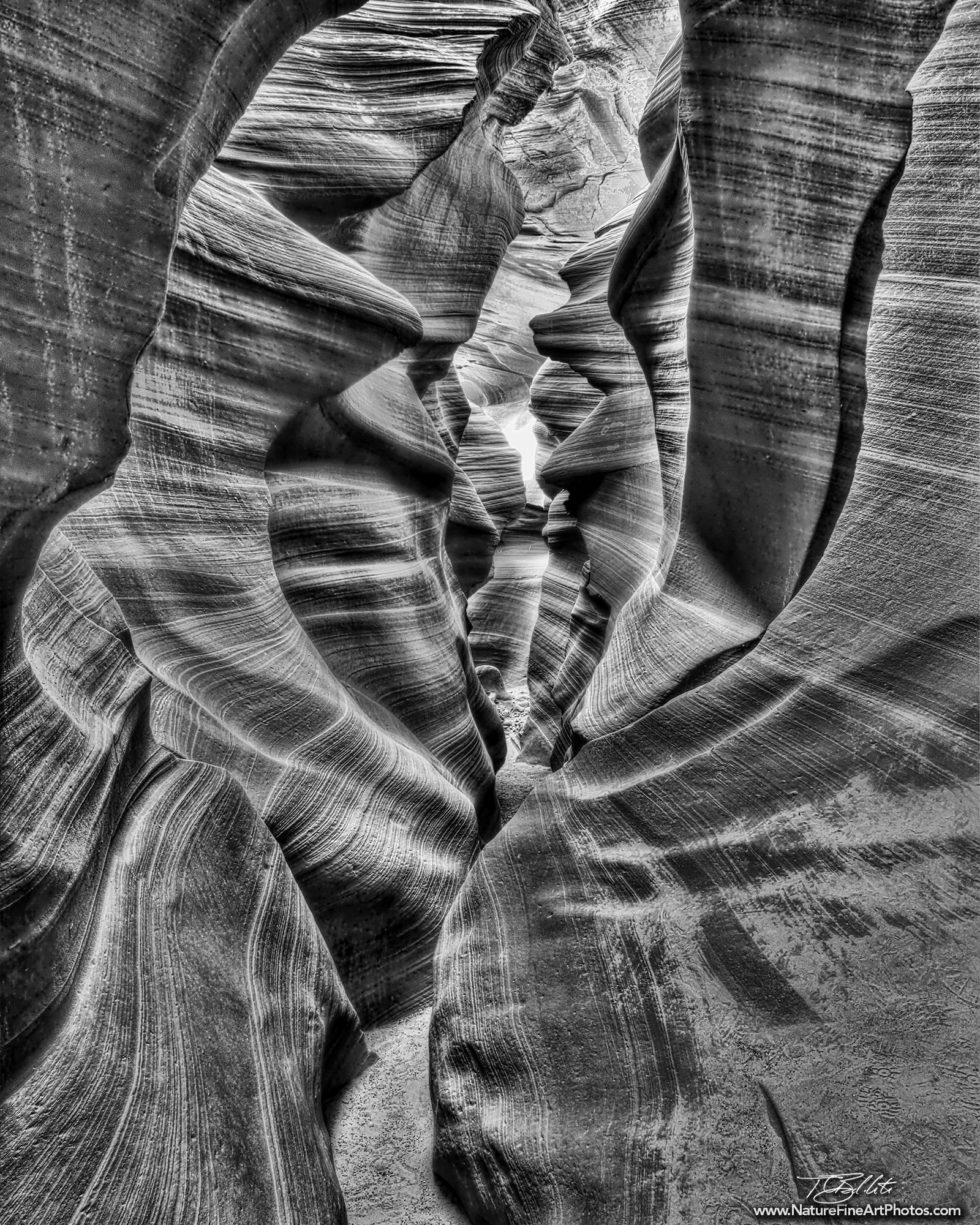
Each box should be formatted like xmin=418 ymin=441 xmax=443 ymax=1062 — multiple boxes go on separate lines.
xmin=1 ymin=2 xmax=977 ymax=1223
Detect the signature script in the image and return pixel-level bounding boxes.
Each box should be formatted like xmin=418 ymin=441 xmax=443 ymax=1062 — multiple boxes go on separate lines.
xmin=797 ymin=1173 xmax=897 ymax=1206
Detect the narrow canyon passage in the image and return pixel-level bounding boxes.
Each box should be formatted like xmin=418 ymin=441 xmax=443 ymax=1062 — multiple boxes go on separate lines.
xmin=1 ymin=3 xmax=977 ymax=1224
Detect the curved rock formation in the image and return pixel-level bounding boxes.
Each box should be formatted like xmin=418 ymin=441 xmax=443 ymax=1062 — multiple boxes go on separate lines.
xmin=57 ymin=166 xmax=469 ymax=1020
xmin=450 ymin=398 xmax=529 ymax=601
xmin=3 ymin=1 xmax=978 ymax=1222
xmin=567 ymin=39 xmax=697 ymax=741
xmin=2 ymin=5 xmax=560 ymax=1216
xmin=220 ymin=3 xmax=525 ymax=218
xmin=12 ymin=0 xmax=561 ymax=1026
xmin=468 ymin=503 xmax=549 ymax=692
xmin=254 ymin=5 xmax=560 ymax=1010
xmin=457 ymin=0 xmax=683 ymax=744
xmin=431 ymin=3 xmax=979 ymax=1222
xmin=521 ymin=192 xmax=686 ymax=763
xmin=518 ymin=357 xmax=603 ymax=763
xmin=465 ymin=0 xmax=682 ymax=395
xmin=0 ymin=0 xmax=364 ymax=637
xmin=0 ymin=530 xmax=366 ymax=1224
xmin=585 ymin=0 xmax=959 ymax=737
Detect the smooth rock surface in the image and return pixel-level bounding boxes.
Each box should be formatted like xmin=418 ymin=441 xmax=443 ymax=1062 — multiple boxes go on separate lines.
xmin=58 ymin=167 xmax=454 ymax=1020
xmin=431 ymin=3 xmax=979 ymax=1222
xmin=49 ymin=2 xmax=559 ymax=1026
xmin=1 ymin=533 xmax=365 ymax=1225
xmin=2 ymin=1 xmax=978 ymax=1223
xmin=0 ymin=0 xmax=362 ymax=636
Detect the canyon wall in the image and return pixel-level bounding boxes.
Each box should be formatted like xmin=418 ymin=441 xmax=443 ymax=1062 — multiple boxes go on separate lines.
xmin=2 ymin=5 xmax=558 ymax=1218
xmin=431 ymin=2 xmax=980 ymax=1222
xmin=1 ymin=1 xmax=977 ymax=1223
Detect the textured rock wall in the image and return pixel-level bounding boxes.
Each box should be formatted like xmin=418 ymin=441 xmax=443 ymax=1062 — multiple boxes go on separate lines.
xmin=0 ymin=534 xmax=367 ymax=1224
xmin=431 ymin=4 xmax=980 ymax=1223
xmin=520 ymin=0 xmax=965 ymax=764
xmin=467 ymin=503 xmax=549 ymax=692
xmin=520 ymin=184 xmax=690 ymax=763
xmin=0 ymin=10 xmax=384 ymax=1218
xmin=0 ymin=0 xmax=367 ymax=637
xmin=0 ymin=3 xmax=558 ymax=1219
xmin=459 ymin=0 xmax=681 ymax=412
xmin=39 ymin=1 xmax=558 ymax=1027
xmin=58 ymin=165 xmax=467 ymax=1021
xmin=458 ymin=0 xmax=682 ymax=726
xmin=575 ymin=0 xmax=962 ymax=743
xmin=2 ymin=1 xmax=978 ymax=1223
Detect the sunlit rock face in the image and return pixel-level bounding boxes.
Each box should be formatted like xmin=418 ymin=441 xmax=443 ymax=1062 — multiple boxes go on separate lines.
xmin=2 ymin=0 xmax=978 ymax=1223
xmin=431 ymin=3 xmax=979 ymax=1223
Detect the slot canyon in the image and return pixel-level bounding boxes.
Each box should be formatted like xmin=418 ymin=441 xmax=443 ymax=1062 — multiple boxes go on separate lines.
xmin=1 ymin=2 xmax=977 ymax=1222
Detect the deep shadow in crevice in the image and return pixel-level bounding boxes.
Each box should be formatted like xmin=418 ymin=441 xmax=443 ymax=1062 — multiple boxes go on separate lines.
xmin=796 ymin=154 xmax=908 ymax=592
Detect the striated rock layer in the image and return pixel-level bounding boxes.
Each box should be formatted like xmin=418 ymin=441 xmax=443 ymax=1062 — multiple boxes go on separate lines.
xmin=521 ymin=167 xmax=692 ymax=763
xmin=458 ymin=0 xmax=681 ymax=414
xmin=431 ymin=2 xmax=979 ymax=1222
xmin=2 ymin=3 xmax=560 ymax=1218
xmin=456 ymin=1 xmax=683 ymax=725
xmin=468 ymin=503 xmax=549 ymax=692
xmin=59 ymin=166 xmax=465 ymax=1020
xmin=0 ymin=0 xmax=365 ymax=637
xmin=0 ymin=533 xmax=366 ymax=1225
xmin=31 ymin=2 xmax=559 ymax=1030
xmin=2 ymin=0 xmax=978 ymax=1222
xmin=581 ymin=0 xmax=962 ymax=740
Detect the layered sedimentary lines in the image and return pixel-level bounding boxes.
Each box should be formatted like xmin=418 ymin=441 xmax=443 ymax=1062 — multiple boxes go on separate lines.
xmin=60 ymin=165 xmax=480 ymax=1020
xmin=0 ymin=0 xmax=366 ymax=636
xmin=2 ymin=1 xmax=979 ymax=1224
xmin=1 ymin=4 xmax=558 ymax=1219
xmin=52 ymin=0 xmax=559 ymax=1024
xmin=521 ymin=179 xmax=693 ymax=762
xmin=456 ymin=0 xmax=683 ymax=749
xmin=677 ymin=0 xmax=956 ymax=612
xmin=1 ymin=532 xmax=365 ymax=1225
xmin=575 ymin=0 xmax=965 ymax=746
xmin=218 ymin=0 xmax=546 ymax=225
xmin=431 ymin=4 xmax=980 ymax=1223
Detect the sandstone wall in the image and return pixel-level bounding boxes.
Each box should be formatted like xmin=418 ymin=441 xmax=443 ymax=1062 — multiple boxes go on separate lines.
xmin=1 ymin=2 xmax=977 ymax=1223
